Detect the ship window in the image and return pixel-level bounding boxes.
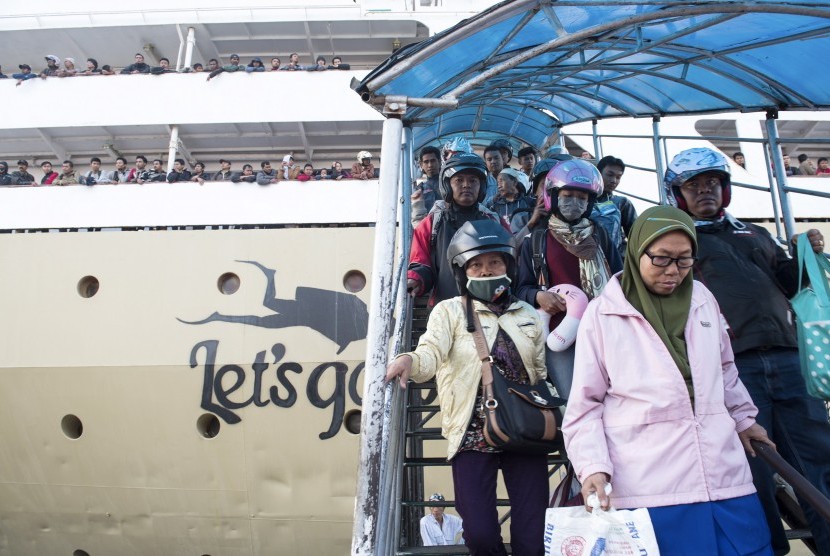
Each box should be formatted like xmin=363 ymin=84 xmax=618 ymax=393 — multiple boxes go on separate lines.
xmin=343 ymin=270 xmax=366 ymax=293
xmin=217 ymin=273 xmax=240 ymax=295
xmin=77 ymin=276 xmax=99 ymax=298
xmin=73 ymin=550 xmax=90 ymax=556
xmin=344 ymin=409 xmax=362 ymax=435
xmin=61 ymin=415 xmax=83 ymax=439
xmin=197 ymin=413 xmax=221 ymax=438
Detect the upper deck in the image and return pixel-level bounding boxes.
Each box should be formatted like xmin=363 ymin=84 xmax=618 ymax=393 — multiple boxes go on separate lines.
xmin=0 ymin=0 xmax=493 ymax=167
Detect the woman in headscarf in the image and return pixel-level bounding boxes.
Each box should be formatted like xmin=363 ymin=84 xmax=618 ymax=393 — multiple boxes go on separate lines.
xmin=562 ymin=205 xmax=774 ymax=555
xmin=515 ymin=158 xmax=622 ymax=400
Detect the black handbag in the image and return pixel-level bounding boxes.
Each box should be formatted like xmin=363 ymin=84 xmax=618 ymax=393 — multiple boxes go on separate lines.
xmin=469 ymin=298 xmax=564 ymax=455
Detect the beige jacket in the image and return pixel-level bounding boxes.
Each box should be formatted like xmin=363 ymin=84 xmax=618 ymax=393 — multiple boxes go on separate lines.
xmin=404 ymin=296 xmax=547 ymax=459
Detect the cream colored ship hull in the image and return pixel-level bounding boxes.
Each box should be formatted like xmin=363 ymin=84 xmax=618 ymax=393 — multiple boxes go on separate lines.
xmin=0 ymin=226 xmax=373 ymax=555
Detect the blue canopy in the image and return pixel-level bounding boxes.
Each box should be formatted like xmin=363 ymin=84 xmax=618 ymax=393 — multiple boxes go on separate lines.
xmin=354 ymin=0 xmax=830 ymax=152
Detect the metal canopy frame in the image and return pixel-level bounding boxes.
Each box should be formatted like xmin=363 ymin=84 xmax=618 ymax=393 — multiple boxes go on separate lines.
xmin=354 ymin=0 xmax=830 ymax=152
xmin=351 ymin=3 xmax=830 ymax=554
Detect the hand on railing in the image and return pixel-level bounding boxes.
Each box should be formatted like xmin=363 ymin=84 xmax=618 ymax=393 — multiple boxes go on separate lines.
xmin=738 ymin=423 xmax=775 ymax=457
xmin=385 ymin=354 xmax=412 ymax=389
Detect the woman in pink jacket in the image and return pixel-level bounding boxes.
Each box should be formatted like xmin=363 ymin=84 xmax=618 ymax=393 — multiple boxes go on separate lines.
xmin=563 ymin=205 xmax=775 ymax=555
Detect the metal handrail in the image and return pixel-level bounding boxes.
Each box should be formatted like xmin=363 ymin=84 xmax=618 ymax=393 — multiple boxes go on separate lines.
xmin=751 ymin=440 xmax=830 ymax=524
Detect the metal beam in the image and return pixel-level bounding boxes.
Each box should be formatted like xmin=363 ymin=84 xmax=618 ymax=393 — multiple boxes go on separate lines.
xmin=430 ymin=5 xmax=830 ymax=101
xmin=297 ymin=122 xmax=313 ymax=161
xmin=304 ymin=21 xmax=316 ymax=61
xmin=37 ymin=129 xmax=68 ymax=162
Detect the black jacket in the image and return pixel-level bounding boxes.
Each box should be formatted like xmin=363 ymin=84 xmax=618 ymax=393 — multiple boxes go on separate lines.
xmin=120 ymin=62 xmax=150 ymax=74
xmin=693 ymin=217 xmax=799 ymax=354
xmin=167 ymin=170 xmax=193 ymax=183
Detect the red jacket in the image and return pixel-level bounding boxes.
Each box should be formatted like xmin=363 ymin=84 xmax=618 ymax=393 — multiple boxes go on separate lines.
xmin=407 ymin=201 xmax=509 ymax=305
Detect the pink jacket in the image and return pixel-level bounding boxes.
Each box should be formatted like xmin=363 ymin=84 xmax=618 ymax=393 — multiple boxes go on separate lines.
xmin=562 ymin=276 xmax=758 ymax=509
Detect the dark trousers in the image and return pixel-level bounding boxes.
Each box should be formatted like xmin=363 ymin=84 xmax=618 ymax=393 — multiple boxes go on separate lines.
xmin=451 ymin=450 xmax=549 ymax=556
xmin=735 ymin=348 xmax=830 ymax=556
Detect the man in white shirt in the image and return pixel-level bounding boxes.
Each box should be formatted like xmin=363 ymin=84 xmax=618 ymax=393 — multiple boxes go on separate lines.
xmin=420 ymin=493 xmax=463 ymax=546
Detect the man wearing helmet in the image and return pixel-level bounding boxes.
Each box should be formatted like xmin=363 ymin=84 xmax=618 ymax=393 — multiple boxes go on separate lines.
xmin=407 ymin=153 xmax=507 ymax=306
xmin=665 ymin=147 xmax=830 ymax=555
xmin=351 ymin=151 xmax=375 ymax=180
xmin=389 ymin=220 xmax=549 ymax=555
xmin=515 ymin=158 xmax=623 ymax=400
xmin=490 ymin=139 xmax=514 ymax=167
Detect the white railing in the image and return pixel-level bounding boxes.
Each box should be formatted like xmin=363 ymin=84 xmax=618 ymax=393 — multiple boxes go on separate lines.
xmin=0 ymin=179 xmax=380 ymax=230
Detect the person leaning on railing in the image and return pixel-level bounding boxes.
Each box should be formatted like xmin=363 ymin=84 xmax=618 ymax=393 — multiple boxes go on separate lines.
xmin=10 ymin=160 xmax=35 ymax=185
xmin=120 ymin=53 xmax=150 ymax=75
xmin=53 ymin=160 xmax=78 ymax=186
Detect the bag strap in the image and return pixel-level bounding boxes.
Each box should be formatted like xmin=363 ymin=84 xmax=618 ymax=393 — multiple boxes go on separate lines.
xmin=798 ymin=235 xmax=830 ymax=306
xmin=467 ymin=296 xmax=495 ymax=388
xmin=531 ymin=227 xmax=548 ymax=287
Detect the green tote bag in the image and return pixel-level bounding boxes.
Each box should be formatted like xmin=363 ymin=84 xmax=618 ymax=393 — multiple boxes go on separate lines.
xmin=792 ymin=234 xmax=830 ymax=400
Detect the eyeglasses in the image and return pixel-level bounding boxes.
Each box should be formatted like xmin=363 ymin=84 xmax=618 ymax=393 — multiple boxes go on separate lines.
xmin=644 ymin=251 xmax=697 ymax=268
xmin=680 ymin=176 xmax=721 ymax=193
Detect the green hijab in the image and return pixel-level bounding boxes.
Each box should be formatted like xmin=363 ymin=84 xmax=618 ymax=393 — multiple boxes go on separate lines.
xmin=621 ymin=206 xmax=698 ymax=400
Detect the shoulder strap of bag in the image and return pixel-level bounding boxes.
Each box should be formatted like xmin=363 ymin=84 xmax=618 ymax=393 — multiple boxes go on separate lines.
xmin=798 ymin=235 xmax=830 ymax=306
xmin=531 ymin=227 xmax=548 ymax=287
xmin=467 ymin=296 xmax=494 ymax=388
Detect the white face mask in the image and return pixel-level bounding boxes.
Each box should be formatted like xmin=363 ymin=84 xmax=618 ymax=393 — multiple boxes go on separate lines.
xmin=558 ymin=197 xmax=588 ymax=222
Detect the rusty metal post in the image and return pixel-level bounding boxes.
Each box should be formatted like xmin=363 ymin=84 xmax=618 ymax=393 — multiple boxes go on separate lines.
xmin=352 ymin=113 xmax=404 ymax=556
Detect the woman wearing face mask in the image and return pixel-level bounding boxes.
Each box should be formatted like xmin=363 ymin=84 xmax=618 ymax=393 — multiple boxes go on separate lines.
xmin=387 ymin=219 xmax=550 ymax=556
xmin=516 ymin=158 xmax=622 ymax=400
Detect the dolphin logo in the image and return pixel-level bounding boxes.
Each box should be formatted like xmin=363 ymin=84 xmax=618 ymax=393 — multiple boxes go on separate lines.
xmin=178 ymin=260 xmax=369 ymax=354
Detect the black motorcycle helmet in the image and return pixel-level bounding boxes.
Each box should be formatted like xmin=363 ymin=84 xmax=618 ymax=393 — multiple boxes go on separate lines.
xmin=447 ymin=219 xmax=517 ymax=297
xmin=490 ymin=138 xmax=514 ymax=164
xmin=530 ymin=154 xmax=573 ymax=196
xmin=438 ymin=153 xmax=488 ymax=204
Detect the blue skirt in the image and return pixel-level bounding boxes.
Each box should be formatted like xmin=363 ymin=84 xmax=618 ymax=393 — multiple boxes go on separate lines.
xmin=645 ymin=495 xmax=773 ymax=556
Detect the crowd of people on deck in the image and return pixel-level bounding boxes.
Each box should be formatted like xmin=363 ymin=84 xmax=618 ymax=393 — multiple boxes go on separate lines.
xmin=1 ymin=52 xmax=351 ymax=86
xmin=732 ymin=150 xmax=830 ymax=177
xmin=385 ymin=137 xmax=830 ymax=555
xmin=0 ymin=151 xmax=377 ymax=186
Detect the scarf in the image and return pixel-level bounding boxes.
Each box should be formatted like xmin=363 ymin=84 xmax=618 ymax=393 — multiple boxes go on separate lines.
xmin=547 ymin=215 xmax=611 ymax=299
xmin=621 ymin=205 xmax=698 ymax=401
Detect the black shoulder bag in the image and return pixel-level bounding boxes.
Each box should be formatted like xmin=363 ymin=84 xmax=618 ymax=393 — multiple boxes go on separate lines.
xmin=468 ymin=297 xmax=564 ymax=454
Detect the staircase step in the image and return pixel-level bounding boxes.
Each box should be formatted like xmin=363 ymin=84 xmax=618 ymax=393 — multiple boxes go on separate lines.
xmin=404 ymin=457 xmax=449 ymax=467
xmin=396 ymin=543 xmax=512 ymax=555
xmin=405 ymin=432 xmax=444 ymax=440
xmin=407 ymin=405 xmax=440 ymax=412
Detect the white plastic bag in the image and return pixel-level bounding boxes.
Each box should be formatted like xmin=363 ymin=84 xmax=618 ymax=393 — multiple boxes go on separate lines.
xmin=544 ymin=506 xmax=660 ymax=555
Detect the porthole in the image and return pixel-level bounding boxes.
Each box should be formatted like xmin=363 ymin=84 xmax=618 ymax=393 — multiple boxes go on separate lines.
xmin=344 ymin=409 xmax=362 ymax=435
xmin=343 ymin=270 xmax=366 ymax=293
xmin=77 ymin=276 xmax=99 ymax=298
xmin=217 ymin=272 xmax=240 ymax=295
xmin=61 ymin=414 xmax=83 ymax=439
xmin=73 ymin=550 xmax=90 ymax=556
xmin=197 ymin=413 xmax=220 ymax=438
